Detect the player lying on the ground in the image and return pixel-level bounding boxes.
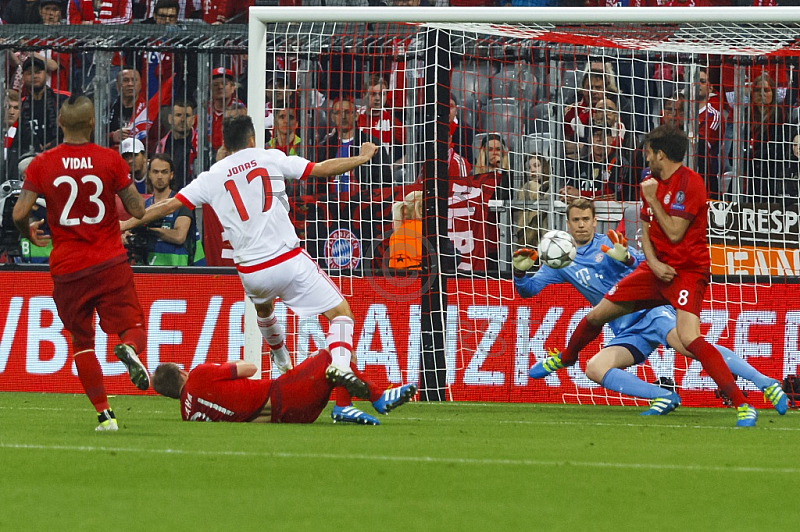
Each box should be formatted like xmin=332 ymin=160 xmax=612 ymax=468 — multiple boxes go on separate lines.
xmin=514 ymin=197 xmax=787 ymax=417
xmin=151 ymin=349 xmax=417 ymax=424
xmin=529 ymin=126 xmax=760 ymax=427
xmin=12 ymin=95 xmax=151 ymax=432
xmin=121 ymin=115 xmax=399 ymax=425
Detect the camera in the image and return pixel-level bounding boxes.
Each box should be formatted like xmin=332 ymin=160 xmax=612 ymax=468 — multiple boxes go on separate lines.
xmin=0 ymin=180 xmax=24 ymax=262
xmin=124 ymin=223 xmax=159 ymax=265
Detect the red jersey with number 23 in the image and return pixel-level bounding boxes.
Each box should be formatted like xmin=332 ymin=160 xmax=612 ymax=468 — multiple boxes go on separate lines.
xmin=640 ymin=165 xmax=709 ymax=272
xmin=180 ymin=363 xmax=272 ymax=422
xmin=22 ymin=143 xmax=133 ymax=277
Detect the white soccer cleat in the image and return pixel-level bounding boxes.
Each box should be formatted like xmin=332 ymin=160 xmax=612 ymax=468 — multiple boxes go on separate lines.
xmin=95 ymin=409 xmax=118 ymax=432
xmin=270 ymin=349 xmax=293 ymax=374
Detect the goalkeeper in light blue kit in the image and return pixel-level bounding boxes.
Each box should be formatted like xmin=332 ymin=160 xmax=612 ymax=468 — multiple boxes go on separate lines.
xmin=514 ymin=198 xmax=787 ymax=415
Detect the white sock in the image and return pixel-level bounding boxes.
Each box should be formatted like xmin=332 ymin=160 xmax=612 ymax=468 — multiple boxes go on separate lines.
xmin=326 ymin=316 xmax=354 ymax=371
xmin=256 ymin=313 xmax=290 ymax=361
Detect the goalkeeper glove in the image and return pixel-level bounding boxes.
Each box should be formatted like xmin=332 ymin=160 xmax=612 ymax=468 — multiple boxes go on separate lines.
xmin=513 ymin=248 xmax=538 ymax=276
xmin=600 ymin=230 xmax=632 ymax=265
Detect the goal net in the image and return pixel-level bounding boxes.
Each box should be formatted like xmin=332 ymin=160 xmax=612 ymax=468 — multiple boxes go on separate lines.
xmin=248 ymin=6 xmax=800 ymax=409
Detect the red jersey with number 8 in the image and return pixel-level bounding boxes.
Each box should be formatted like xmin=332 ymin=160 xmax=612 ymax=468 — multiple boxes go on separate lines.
xmin=639 ymin=165 xmax=710 ymax=272
xmin=22 ymin=143 xmax=133 ymax=276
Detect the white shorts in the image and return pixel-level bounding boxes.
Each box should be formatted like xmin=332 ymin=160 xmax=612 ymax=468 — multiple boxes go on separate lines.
xmin=237 ymin=249 xmax=344 ymax=317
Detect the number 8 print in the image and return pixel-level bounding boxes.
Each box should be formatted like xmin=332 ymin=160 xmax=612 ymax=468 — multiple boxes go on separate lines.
xmin=677 ymin=289 xmax=689 ymax=306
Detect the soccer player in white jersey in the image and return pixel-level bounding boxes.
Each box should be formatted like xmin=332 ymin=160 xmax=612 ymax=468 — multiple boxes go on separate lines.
xmin=122 ymin=116 xmax=417 ymax=425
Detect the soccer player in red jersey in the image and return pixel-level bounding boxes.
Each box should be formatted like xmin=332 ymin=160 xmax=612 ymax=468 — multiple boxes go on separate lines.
xmin=540 ymin=125 xmax=758 ymax=427
xmin=12 ymin=95 xmax=151 ymax=432
xmin=151 ymin=349 xmax=411 ymax=424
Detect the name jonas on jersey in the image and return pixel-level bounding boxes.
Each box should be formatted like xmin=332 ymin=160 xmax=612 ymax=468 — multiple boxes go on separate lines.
xmin=62 ymin=157 xmax=93 ymax=169
xmin=227 ymin=160 xmax=258 ymax=177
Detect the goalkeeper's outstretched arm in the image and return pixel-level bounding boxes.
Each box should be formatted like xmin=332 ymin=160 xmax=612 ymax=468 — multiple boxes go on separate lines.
xmin=512 ymin=248 xmax=560 ymax=299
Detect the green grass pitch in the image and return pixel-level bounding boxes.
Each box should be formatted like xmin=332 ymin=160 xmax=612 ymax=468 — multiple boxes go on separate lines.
xmin=1 ymin=392 xmax=798 ymax=532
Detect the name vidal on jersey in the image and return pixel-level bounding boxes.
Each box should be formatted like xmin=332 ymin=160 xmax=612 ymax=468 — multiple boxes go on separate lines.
xmin=227 ymin=160 xmax=258 ymax=177
xmin=62 ymin=157 xmax=93 ymax=169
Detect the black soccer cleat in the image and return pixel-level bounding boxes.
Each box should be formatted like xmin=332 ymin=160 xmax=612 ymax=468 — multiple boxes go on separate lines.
xmin=114 ymin=344 xmax=150 ymax=391
xmin=325 ymin=365 xmax=370 ymax=400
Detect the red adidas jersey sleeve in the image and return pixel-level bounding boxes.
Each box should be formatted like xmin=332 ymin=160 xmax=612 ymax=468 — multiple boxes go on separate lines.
xmin=180 ymin=363 xmax=272 ymax=422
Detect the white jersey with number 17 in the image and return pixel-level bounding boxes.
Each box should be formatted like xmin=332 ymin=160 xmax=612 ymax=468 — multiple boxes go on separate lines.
xmin=175 ymin=147 xmax=315 ymax=265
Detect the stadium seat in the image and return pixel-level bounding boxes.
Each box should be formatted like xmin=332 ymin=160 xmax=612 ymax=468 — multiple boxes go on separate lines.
xmin=481 ymin=98 xmax=523 ymax=139
xmin=523 ymin=102 xmax=551 ymax=136
xmin=559 ymin=70 xmax=580 ymax=106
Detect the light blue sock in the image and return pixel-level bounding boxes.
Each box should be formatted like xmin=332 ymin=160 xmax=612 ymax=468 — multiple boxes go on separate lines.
xmin=714 ymin=344 xmax=774 ymax=391
xmin=601 ymin=368 xmax=673 ymax=400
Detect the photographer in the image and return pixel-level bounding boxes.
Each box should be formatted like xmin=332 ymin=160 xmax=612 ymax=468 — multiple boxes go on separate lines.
xmin=124 ymin=154 xmax=201 ymax=265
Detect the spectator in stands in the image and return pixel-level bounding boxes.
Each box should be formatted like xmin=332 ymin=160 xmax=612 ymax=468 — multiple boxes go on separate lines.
xmin=15 ymin=55 xmax=68 ymax=156
xmin=358 ymin=74 xmax=405 ymax=167
xmin=316 ymin=96 xmax=391 ymax=193
xmin=3 ymin=89 xmax=20 ymax=179
xmin=37 ymin=0 xmax=71 ymax=94
xmin=566 ymin=63 xmax=634 ymax=150
xmin=473 ymin=132 xmax=511 ymax=200
xmin=108 ymin=68 xmax=143 ymax=147
xmin=474 ymin=133 xmax=509 ymax=175
xmin=121 ymin=137 xmax=148 ymax=194
xmin=140 ymin=0 xmax=196 ymax=106
xmin=68 ymin=0 xmax=132 ymax=24
xmin=210 ymin=67 xmax=243 ymax=152
xmin=225 ymin=102 xmax=247 ymax=119
xmin=693 ymin=66 xmax=725 ymax=197
xmin=450 ymin=95 xmax=474 ymax=165
xmin=202 ymin=0 xmax=251 ymax=25
xmin=140 ymin=153 xmax=202 ymax=265
xmin=388 ymin=190 xmax=423 ymax=271
xmin=743 ymin=72 xmax=788 ymax=203
xmin=268 ymin=107 xmax=304 ymax=158
xmin=661 ymin=92 xmax=686 ymax=130
xmin=4 ymin=0 xmax=43 ymax=24
xmin=448 ymin=121 xmax=471 ymax=178
xmin=784 ymin=132 xmax=800 ymax=205
xmin=513 ymin=154 xmax=550 ymax=249
xmin=155 ymin=98 xmax=197 ymax=191
xmin=265 ymin=74 xmax=291 ymax=130
xmin=39 ymin=0 xmax=62 ymax=24
xmin=4 ymin=89 xmax=20 ymax=156
xmin=591 ymin=96 xmax=627 ymax=151
xmin=562 ymin=127 xmax=634 ymax=201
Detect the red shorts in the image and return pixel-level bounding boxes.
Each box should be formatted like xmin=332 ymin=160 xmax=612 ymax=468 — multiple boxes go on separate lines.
xmin=52 ymin=259 xmax=145 ymax=350
xmin=605 ymin=262 xmax=709 ymax=317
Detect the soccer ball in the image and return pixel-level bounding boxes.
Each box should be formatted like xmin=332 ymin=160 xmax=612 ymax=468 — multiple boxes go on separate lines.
xmin=538 ymin=230 xmax=577 ymax=269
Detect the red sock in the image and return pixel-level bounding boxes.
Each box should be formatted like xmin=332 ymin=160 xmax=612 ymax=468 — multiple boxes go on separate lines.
xmin=349 ymin=362 xmax=383 ymax=402
xmin=561 ymin=318 xmax=604 ymax=366
xmin=119 ymin=327 xmax=146 ymax=355
xmin=74 ymin=349 xmax=109 ymax=412
xmin=687 ymin=337 xmax=747 ymax=406
xmin=334 ymin=387 xmax=352 ymax=407
xmin=268 ymin=350 xmax=334 ymax=423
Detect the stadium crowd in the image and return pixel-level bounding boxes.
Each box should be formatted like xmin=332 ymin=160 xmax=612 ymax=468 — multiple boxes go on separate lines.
xmin=1 ymin=0 xmax=798 ymax=269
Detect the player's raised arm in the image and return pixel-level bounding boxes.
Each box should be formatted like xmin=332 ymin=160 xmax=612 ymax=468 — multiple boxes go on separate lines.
xmin=309 ymin=142 xmax=379 ymax=178
xmin=117 ymin=182 xmax=145 ymax=219
xmin=120 ymin=196 xmax=184 ymax=232
xmin=640 ymin=178 xmax=691 ymax=243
